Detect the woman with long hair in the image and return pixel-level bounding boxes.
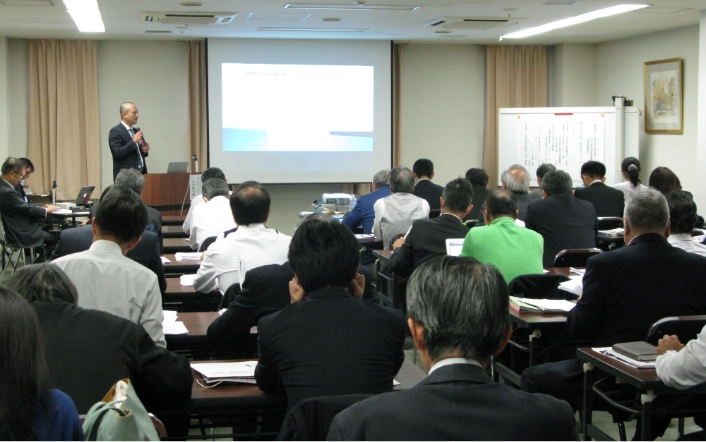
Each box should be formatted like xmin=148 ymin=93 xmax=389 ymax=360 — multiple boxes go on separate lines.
xmin=0 ymin=287 xmax=83 ymax=441
xmin=649 ymin=166 xmax=683 ymax=196
xmin=613 ymin=157 xmax=646 ymax=200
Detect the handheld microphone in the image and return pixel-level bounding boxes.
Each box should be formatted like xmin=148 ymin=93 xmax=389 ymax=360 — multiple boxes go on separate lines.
xmin=133 ymin=127 xmax=142 ymax=141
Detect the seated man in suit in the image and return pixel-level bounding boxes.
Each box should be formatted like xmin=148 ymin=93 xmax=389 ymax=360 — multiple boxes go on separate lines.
xmin=255 ymin=216 xmax=406 ymax=409
xmin=529 ymin=162 xmax=556 ymax=201
xmin=521 ymin=188 xmax=706 ymax=413
xmin=574 ymin=160 xmax=624 ymax=217
xmin=0 ymin=157 xmax=58 ymax=256
xmin=373 ymin=167 xmax=429 ymax=249
xmin=341 ymin=169 xmax=391 ymax=234
xmin=7 ymin=264 xmax=192 ymax=436
xmin=412 ymin=159 xmax=444 ymax=211
xmin=525 ymin=170 xmax=598 ymax=267
xmin=49 ymin=186 xmax=166 ymax=294
xmin=182 ymin=167 xmax=229 ymax=235
xmin=52 ymin=187 xmax=165 ymax=347
xmin=114 ymin=168 xmax=163 ymax=250
xmin=389 ymin=177 xmax=472 ymax=277
xmin=461 ymin=189 xmax=544 ymax=284
xmin=463 ymin=168 xmax=489 ymax=222
xmin=15 ymin=157 xmax=34 ymax=202
xmin=666 ymin=191 xmax=706 ymax=258
xmin=193 ymin=181 xmax=291 ymax=295
xmin=476 ymin=164 xmax=532 ymax=226
xmin=188 ymin=178 xmax=237 ymax=250
xmin=328 ymin=256 xmax=578 ymax=440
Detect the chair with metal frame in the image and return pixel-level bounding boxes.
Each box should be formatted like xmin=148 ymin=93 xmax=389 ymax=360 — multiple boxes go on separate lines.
xmin=554 ymin=248 xmax=602 ymax=268
xmin=0 ymin=213 xmax=34 ymax=277
xmin=597 ymin=216 xmax=624 ymax=231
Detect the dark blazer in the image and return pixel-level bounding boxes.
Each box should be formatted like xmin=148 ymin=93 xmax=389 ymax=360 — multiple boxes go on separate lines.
xmin=525 ymin=194 xmax=598 ymax=267
xmin=574 ymin=182 xmax=625 ymax=217
xmin=208 ymin=263 xmax=378 ymax=346
xmin=254 ymin=286 xmax=406 ymax=409
xmin=108 ymin=123 xmax=148 ymax=181
xmin=568 ymin=233 xmax=706 ymax=347
xmin=389 ymin=214 xmax=469 ymax=277
xmin=413 ymin=179 xmax=444 ymax=211
xmin=328 ymin=363 xmax=578 ymax=440
xmin=49 ymin=225 xmax=167 ymax=294
xmin=0 ymin=179 xmax=47 ymax=247
xmin=476 ymin=191 xmax=532 ymax=226
xmin=33 ymin=301 xmax=191 ymax=414
xmin=341 ymin=186 xmax=391 ymax=234
xmin=14 ymin=182 xmax=28 ymax=203
xmin=464 ymin=184 xmax=489 ymax=222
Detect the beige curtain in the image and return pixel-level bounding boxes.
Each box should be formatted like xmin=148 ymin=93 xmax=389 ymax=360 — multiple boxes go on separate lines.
xmin=28 ymin=40 xmax=101 ymax=200
xmin=187 ymin=40 xmax=208 ymax=172
xmin=484 ymin=45 xmax=548 ymax=187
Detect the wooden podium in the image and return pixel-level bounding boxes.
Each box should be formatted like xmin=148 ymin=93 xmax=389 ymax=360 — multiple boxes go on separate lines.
xmin=142 ymin=173 xmax=191 ymax=215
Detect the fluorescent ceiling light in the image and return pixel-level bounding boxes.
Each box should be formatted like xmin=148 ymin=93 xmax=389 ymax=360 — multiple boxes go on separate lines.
xmin=500 ymin=4 xmax=648 ymax=40
xmin=63 ymin=0 xmax=105 ymax=33
xmin=259 ymin=27 xmax=368 ymax=32
xmin=285 ymin=3 xmax=419 ymax=11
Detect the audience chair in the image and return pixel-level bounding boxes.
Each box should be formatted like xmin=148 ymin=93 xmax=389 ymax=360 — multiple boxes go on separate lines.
xmin=428 ymin=208 xmax=441 ymax=219
xmin=597 ymin=217 xmax=623 ymax=231
xmin=0 ymin=213 xmax=34 ymax=277
xmin=464 ymin=219 xmax=478 ymax=228
xmin=508 ymin=273 xmax=571 ymax=301
xmin=277 ymin=394 xmax=374 ymax=441
xmin=198 ymin=235 xmax=217 ymax=252
xmin=646 ymin=315 xmax=706 ymax=346
xmin=554 ymin=248 xmax=602 ymax=268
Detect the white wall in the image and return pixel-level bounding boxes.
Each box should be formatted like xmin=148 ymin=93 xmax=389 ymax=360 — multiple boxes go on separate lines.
xmin=594 ymin=25 xmax=699 ymax=196
xmin=97 ymin=40 xmax=190 ymax=191
xmin=696 ymin=13 xmax=706 ymax=212
xmin=397 ymin=44 xmax=485 ymax=185
xmin=551 ymin=44 xmax=598 ymax=107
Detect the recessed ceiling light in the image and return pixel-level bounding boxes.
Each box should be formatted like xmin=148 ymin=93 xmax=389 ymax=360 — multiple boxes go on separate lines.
xmin=63 ymin=0 xmax=105 ymax=32
xmin=259 ymin=27 xmax=367 ymax=32
xmin=285 ymin=3 xmax=419 ymax=11
xmin=322 ymin=17 xmax=341 ymax=21
xmin=180 ymin=2 xmax=204 ymax=6
xmin=500 ymin=3 xmax=648 ymax=39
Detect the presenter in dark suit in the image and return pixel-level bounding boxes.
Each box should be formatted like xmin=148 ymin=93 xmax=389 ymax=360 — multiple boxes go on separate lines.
xmin=49 ymin=225 xmax=166 ymax=294
xmin=328 ymin=256 xmax=578 ymax=440
xmin=525 ymin=170 xmax=598 ymax=267
xmin=254 ymin=216 xmax=406 ymax=410
xmin=390 ymin=177 xmax=472 ymax=277
xmin=109 ymin=102 xmax=149 ymax=182
xmin=573 ymin=160 xmax=625 ymax=217
xmin=0 ymin=157 xmax=58 ymax=253
xmin=412 ymin=158 xmax=444 ymax=211
xmin=522 ymin=188 xmax=706 ymax=413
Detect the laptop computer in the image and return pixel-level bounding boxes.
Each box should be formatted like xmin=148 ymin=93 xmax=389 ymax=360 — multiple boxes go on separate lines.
xmin=445 ymin=238 xmax=465 ymax=257
xmin=75 ymin=186 xmax=95 ymax=207
xmin=167 ymin=161 xmax=188 ymax=173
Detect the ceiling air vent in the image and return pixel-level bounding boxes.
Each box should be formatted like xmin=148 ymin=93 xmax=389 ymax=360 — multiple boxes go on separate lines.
xmin=424 ymin=16 xmax=525 ymax=31
xmin=142 ymin=12 xmax=236 ymax=26
xmin=145 ymin=30 xmax=172 ymax=34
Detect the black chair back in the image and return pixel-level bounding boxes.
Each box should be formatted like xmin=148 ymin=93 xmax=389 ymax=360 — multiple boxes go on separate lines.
xmin=647 ymin=315 xmax=706 ymax=345
xmin=428 ymin=209 xmax=441 ymax=219
xmin=277 ymin=394 xmax=374 ymax=441
xmin=597 ymin=217 xmax=623 ymax=231
xmin=554 ymin=248 xmax=602 ymax=268
xmin=508 ymin=273 xmax=571 ymax=301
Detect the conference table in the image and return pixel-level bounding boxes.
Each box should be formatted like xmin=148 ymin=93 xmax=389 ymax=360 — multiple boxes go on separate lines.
xmin=163 ymin=278 xmax=221 ymax=312
xmin=164 ymin=237 xmax=192 ymax=254
xmin=163 ymin=254 xmax=201 ymax=275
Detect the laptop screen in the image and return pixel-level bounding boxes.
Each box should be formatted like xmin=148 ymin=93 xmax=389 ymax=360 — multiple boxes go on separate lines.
xmin=445 ymin=238 xmax=465 ymax=257
xmin=75 ymin=186 xmax=95 ymax=206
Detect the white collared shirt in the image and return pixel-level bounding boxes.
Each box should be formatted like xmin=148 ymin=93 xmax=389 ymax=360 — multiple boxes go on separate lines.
xmin=428 ymin=357 xmax=482 ymax=375
xmin=52 ymin=240 xmax=165 ymax=347
xmin=667 ymin=233 xmax=706 ymax=258
xmin=193 ymin=223 xmax=292 ymax=294
xmin=656 ymin=324 xmax=706 ymax=389
xmin=188 ymin=195 xmax=237 ymax=250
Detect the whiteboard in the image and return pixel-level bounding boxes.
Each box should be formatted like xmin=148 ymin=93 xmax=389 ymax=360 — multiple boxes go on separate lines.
xmin=498 ymin=107 xmax=640 ymax=187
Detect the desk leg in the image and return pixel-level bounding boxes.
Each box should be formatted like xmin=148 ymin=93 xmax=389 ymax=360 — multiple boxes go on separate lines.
xmin=528 ymin=329 xmax=542 ymax=366
xmin=582 ymin=362 xmax=595 ymax=441
xmin=640 ymin=391 xmax=655 ymax=441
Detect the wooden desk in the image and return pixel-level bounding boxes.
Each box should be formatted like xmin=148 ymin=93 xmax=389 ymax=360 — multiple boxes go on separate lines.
xmin=46 ymin=210 xmax=91 ymax=229
xmin=576 ymin=347 xmax=706 ymax=441
xmin=162 ymin=254 xmax=201 ymax=275
xmin=164 ymin=311 xmax=249 ymax=359
xmin=163 ymin=225 xmax=188 ymax=239
xmin=163 ymin=278 xmax=221 ymax=313
xmin=162 ymin=215 xmax=186 ymax=226
xmin=164 ymin=237 xmax=191 ymax=254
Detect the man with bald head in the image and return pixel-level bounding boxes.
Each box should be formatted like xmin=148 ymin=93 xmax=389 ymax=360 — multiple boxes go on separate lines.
xmin=109 ymin=102 xmax=151 ymax=181
xmin=477 ymin=164 xmax=532 ymax=226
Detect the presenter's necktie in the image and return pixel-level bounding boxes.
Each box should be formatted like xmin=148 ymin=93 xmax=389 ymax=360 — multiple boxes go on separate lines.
xmin=130 ymin=127 xmax=144 ymax=172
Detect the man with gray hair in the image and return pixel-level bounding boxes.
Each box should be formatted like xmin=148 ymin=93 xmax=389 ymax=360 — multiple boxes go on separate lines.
xmin=522 ymin=188 xmax=706 ymax=416
xmin=529 ymin=162 xmax=556 ymax=200
xmin=525 ymin=169 xmax=598 ymax=267
xmin=476 ymin=164 xmax=532 ymax=226
xmin=114 ymin=168 xmax=162 ymax=249
xmin=373 ymin=167 xmax=429 ymax=249
xmin=188 ymin=178 xmax=237 ymax=250
xmin=328 ymin=256 xmax=578 ymax=440
xmin=341 ymin=169 xmax=391 ymax=234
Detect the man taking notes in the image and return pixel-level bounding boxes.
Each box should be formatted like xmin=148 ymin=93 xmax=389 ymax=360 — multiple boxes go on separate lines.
xmin=109 ymin=102 xmax=150 ymax=181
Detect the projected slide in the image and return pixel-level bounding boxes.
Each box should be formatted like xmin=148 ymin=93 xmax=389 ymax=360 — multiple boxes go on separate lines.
xmin=222 ymin=63 xmax=374 ymax=152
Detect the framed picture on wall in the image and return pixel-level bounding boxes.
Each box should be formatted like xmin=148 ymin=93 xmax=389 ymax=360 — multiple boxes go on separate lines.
xmin=644 ymin=58 xmax=683 ymax=134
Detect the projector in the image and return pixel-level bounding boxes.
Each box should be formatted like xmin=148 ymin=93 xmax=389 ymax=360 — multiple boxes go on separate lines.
xmin=321 ymin=193 xmax=356 ymax=213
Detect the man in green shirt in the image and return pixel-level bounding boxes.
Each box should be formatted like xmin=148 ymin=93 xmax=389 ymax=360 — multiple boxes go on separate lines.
xmin=460 ymin=189 xmax=544 ymax=283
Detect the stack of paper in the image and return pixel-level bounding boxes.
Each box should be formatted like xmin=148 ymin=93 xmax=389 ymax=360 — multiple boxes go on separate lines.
xmin=180 ymin=274 xmax=197 ymax=286
xmin=161 ymin=256 xmax=171 ymax=264
xmin=163 ymin=310 xmax=188 ymax=335
xmin=54 ymin=208 xmax=73 ymax=215
xmin=191 ymin=361 xmax=258 ymax=385
xmin=558 ymin=276 xmax=583 ymax=297
xmin=510 ymin=296 xmax=576 ymax=314
xmin=599 ymin=227 xmax=625 ymax=236
xmin=594 ymin=347 xmax=656 ymax=369
xmin=175 ymin=252 xmax=202 ymax=262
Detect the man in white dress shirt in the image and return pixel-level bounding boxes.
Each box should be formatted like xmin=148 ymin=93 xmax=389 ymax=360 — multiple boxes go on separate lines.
xmin=666 ymin=191 xmax=706 ymax=258
xmin=182 ymin=167 xmax=229 ymax=235
xmin=188 ymin=178 xmax=237 ymax=250
xmin=52 ymin=186 xmax=165 ymax=347
xmin=193 ymin=181 xmax=291 ymax=294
